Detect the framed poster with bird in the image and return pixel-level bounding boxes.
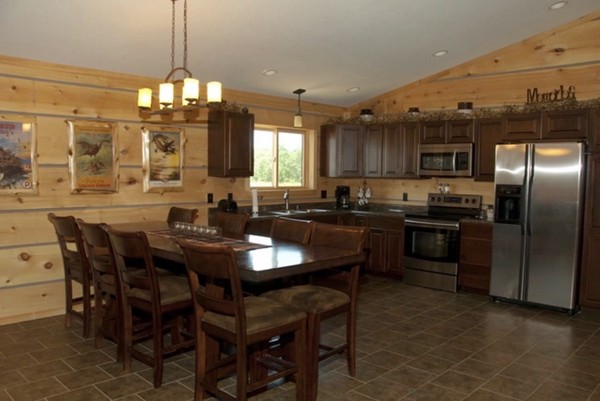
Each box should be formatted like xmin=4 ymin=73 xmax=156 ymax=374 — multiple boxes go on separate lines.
xmin=67 ymin=120 xmax=118 ymax=194
xmin=0 ymin=114 xmax=38 ymax=195
xmin=142 ymin=126 xmax=185 ymax=193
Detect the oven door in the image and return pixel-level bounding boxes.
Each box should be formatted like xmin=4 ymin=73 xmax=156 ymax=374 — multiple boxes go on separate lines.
xmin=404 ymin=218 xmax=460 ymax=268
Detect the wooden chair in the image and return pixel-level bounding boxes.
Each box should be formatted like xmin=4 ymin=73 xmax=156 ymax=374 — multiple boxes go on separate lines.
xmin=213 ymin=211 xmax=249 ymax=235
xmin=104 ymin=226 xmax=194 ymax=388
xmin=167 ymin=206 xmax=198 ymax=224
xmin=269 ymin=217 xmax=313 ymax=244
xmin=47 ymin=213 xmax=93 ymax=338
xmin=77 ymin=219 xmax=124 ymax=358
xmin=261 ymin=222 xmax=367 ymax=399
xmin=177 ymin=239 xmax=307 ymax=401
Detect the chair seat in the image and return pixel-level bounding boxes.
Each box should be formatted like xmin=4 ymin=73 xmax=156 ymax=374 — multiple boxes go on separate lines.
xmin=262 ymin=284 xmax=350 ymax=315
xmin=129 ymin=274 xmax=191 ymax=304
xmin=203 ymin=296 xmax=306 ymax=335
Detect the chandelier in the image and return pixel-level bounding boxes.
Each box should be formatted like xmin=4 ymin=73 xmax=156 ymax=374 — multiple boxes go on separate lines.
xmin=137 ymin=0 xmax=221 ymax=117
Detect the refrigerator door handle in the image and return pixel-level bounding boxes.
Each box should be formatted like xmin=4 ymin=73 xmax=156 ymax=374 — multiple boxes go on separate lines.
xmin=452 ymin=151 xmax=457 ymax=173
xmin=526 ymin=146 xmax=535 ymax=237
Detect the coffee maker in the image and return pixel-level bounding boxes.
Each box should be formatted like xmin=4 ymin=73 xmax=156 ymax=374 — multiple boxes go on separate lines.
xmin=335 ymin=185 xmax=351 ymax=209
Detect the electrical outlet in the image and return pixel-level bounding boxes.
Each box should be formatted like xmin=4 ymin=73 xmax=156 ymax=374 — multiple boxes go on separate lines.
xmin=321 ymin=190 xmax=327 ymax=199
xmin=402 ymin=192 xmax=408 ymax=201
xmin=207 ymin=193 xmax=213 ymax=203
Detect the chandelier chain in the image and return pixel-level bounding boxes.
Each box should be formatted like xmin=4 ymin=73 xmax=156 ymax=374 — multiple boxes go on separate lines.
xmin=170 ymin=0 xmax=176 ymax=72
xmin=183 ymin=0 xmax=188 ymax=71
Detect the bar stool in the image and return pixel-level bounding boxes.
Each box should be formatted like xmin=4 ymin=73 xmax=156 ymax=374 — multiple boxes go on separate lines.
xmin=213 ymin=211 xmax=249 ymax=235
xmin=47 ymin=213 xmax=93 ymax=338
xmin=167 ymin=206 xmax=198 ymax=224
xmin=177 ymin=239 xmax=307 ymax=401
xmin=104 ymin=226 xmax=194 ymax=388
xmin=261 ymin=222 xmax=367 ymax=399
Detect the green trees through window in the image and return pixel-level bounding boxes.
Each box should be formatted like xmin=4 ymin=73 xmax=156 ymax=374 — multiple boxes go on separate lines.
xmin=251 ymin=129 xmax=304 ymax=188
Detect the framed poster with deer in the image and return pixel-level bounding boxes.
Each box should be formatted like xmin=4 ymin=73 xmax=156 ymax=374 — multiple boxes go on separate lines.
xmin=67 ymin=120 xmax=119 ymax=194
xmin=0 ymin=114 xmax=38 ymax=195
xmin=142 ymin=126 xmax=185 ymax=193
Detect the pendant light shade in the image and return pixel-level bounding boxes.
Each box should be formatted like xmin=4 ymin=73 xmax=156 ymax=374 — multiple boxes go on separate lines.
xmin=293 ymin=88 xmax=305 ymax=128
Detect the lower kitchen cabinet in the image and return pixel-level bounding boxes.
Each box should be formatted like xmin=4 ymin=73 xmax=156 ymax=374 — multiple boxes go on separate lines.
xmin=459 ymin=220 xmax=492 ymax=294
xmin=580 ymin=153 xmax=600 ymax=308
xmin=343 ymin=213 xmax=404 ymax=277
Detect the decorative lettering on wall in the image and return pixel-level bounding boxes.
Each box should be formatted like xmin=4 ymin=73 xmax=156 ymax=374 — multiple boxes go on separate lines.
xmin=526 ymin=85 xmax=576 ymax=103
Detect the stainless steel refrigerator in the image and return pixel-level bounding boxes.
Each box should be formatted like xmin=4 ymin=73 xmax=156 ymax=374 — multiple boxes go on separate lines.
xmin=490 ymin=142 xmax=585 ymax=314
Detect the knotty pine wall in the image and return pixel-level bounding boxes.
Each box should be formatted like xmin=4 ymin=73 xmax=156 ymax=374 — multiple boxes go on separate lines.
xmin=1 ymin=10 xmax=599 ymax=324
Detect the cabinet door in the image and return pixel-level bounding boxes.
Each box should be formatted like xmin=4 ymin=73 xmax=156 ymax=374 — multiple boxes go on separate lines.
xmin=364 ymin=125 xmax=383 ymax=177
xmin=505 ymin=113 xmax=541 ymax=140
xmin=401 ymin=123 xmax=419 ymax=178
xmin=208 ymin=110 xmax=254 ymax=177
xmin=474 ymin=119 xmax=504 ymax=182
xmin=420 ymin=120 xmax=446 ymax=144
xmin=320 ymin=125 xmax=363 ymax=177
xmin=447 ymin=119 xmax=474 ymax=143
xmin=381 ymin=124 xmax=402 ymax=178
xmin=367 ymin=227 xmax=386 ymax=273
xmin=459 ymin=220 xmax=492 ymax=294
xmin=386 ymin=228 xmax=404 ymax=275
xmin=543 ymin=110 xmax=588 ymax=140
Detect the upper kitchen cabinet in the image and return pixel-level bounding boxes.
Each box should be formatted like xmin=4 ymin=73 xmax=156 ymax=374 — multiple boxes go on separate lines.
xmin=320 ymin=124 xmax=364 ymax=177
xmin=364 ymin=123 xmax=419 ymax=178
xmin=208 ymin=109 xmax=254 ymax=177
xmin=542 ymin=109 xmax=588 ymax=140
xmin=504 ymin=112 xmax=541 ymax=140
xmin=474 ymin=119 xmax=505 ymax=182
xmin=419 ymin=119 xmax=474 ymax=144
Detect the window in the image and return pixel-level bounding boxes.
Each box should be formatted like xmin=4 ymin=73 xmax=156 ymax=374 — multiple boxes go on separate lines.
xmin=251 ymin=128 xmax=305 ymax=188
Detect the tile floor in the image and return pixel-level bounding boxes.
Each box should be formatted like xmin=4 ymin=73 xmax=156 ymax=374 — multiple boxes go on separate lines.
xmin=3 ymin=276 xmax=600 ymax=401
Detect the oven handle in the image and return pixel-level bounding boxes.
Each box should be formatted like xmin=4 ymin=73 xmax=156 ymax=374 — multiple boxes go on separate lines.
xmin=405 ymin=218 xmax=460 ymax=230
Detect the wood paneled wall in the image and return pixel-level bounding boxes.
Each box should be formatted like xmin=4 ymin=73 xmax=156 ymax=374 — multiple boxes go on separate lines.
xmin=1 ymin=11 xmax=599 ymax=324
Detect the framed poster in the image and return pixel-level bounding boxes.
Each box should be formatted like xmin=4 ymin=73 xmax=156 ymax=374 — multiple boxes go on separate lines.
xmin=67 ymin=120 xmax=119 ymax=193
xmin=0 ymin=115 xmax=38 ymax=195
xmin=142 ymin=126 xmax=185 ymax=192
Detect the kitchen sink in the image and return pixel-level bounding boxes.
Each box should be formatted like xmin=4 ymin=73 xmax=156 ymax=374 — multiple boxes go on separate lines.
xmin=302 ymin=208 xmax=330 ymax=213
xmin=268 ymin=210 xmax=308 ymax=215
xmin=387 ymin=208 xmax=404 ymax=213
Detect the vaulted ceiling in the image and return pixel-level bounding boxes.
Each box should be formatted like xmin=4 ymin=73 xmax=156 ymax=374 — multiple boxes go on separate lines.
xmin=1 ymin=0 xmax=598 ymax=107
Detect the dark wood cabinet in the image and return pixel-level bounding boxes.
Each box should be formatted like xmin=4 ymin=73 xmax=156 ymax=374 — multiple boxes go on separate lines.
xmin=542 ymin=109 xmax=588 ymax=139
xmin=580 ymin=154 xmax=600 ymax=308
xmin=459 ymin=220 xmax=492 ymax=294
xmin=420 ymin=119 xmax=474 ymax=144
xmin=474 ymin=119 xmax=505 ymax=182
xmin=343 ymin=213 xmax=404 ymax=277
xmin=364 ymin=125 xmax=384 ymax=177
xmin=208 ymin=109 xmax=254 ymax=177
xmin=320 ymin=124 xmax=364 ymax=177
xmin=401 ymin=123 xmax=419 ymax=178
xmin=504 ymin=113 xmax=541 ymax=140
xmin=363 ymin=123 xmax=418 ymax=178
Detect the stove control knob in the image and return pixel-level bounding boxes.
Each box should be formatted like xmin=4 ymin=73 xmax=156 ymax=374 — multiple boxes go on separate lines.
xmin=465 ymin=199 xmax=470 ymax=204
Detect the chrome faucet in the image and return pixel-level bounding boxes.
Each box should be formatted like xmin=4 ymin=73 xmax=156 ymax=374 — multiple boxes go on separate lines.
xmin=284 ymin=189 xmax=290 ymax=210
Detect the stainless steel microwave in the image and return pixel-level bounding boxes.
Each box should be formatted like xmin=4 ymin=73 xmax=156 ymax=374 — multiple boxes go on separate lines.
xmin=417 ymin=143 xmax=473 ymax=177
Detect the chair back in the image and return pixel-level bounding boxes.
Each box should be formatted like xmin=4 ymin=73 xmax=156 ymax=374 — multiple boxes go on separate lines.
xmin=167 ymin=206 xmax=198 ymax=224
xmin=213 ymin=211 xmax=249 ymax=235
xmin=308 ymin=222 xmax=368 ymax=295
xmin=77 ymin=220 xmax=116 ymax=291
xmin=48 ymin=213 xmax=90 ymax=279
xmin=269 ymin=217 xmax=313 ymax=244
xmin=103 ymin=226 xmax=161 ymax=309
xmin=177 ymin=240 xmax=246 ymax=340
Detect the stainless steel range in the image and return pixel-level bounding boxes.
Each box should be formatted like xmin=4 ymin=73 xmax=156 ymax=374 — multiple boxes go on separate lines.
xmin=404 ymin=193 xmax=482 ymax=292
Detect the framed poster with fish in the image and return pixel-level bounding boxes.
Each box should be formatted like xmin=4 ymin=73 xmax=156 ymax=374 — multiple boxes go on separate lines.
xmin=0 ymin=114 xmax=38 ymax=195
xmin=67 ymin=120 xmax=119 ymax=194
xmin=142 ymin=126 xmax=185 ymax=193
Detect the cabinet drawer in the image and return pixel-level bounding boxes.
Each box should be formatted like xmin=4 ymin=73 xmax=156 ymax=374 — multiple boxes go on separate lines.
xmin=460 ymin=221 xmax=492 ymax=237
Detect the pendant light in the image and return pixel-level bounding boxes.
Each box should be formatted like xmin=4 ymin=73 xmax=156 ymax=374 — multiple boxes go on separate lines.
xmin=293 ymin=88 xmax=305 ymax=128
xmin=137 ymin=0 xmax=222 ymax=117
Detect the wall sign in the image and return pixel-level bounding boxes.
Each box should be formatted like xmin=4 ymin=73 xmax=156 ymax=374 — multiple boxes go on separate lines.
xmin=141 ymin=126 xmax=186 ymax=193
xmin=526 ymin=85 xmax=576 ymax=103
xmin=0 ymin=114 xmax=38 ymax=195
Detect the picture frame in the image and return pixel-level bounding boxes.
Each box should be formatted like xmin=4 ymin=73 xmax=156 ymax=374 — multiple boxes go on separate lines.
xmin=142 ymin=126 xmax=185 ymax=193
xmin=67 ymin=120 xmax=119 ymax=194
xmin=0 ymin=114 xmax=38 ymax=195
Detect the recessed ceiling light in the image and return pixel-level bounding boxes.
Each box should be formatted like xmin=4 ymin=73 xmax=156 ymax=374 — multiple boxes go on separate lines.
xmin=347 ymin=87 xmax=360 ymax=93
xmin=262 ymin=69 xmax=278 ymax=76
xmin=549 ymin=1 xmax=567 ymax=10
xmin=433 ymin=50 xmax=448 ymax=57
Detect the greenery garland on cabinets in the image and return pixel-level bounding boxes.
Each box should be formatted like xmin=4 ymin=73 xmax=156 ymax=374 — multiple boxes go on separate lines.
xmin=327 ymin=98 xmax=600 ymax=125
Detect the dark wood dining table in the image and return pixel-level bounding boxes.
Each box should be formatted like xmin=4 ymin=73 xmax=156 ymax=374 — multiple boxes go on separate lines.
xmin=111 ymin=221 xmax=366 ymax=283
xmin=110 ymin=221 xmax=366 ymax=400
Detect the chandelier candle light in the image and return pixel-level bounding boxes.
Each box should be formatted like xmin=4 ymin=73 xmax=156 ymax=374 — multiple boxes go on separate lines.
xmin=137 ymin=0 xmax=222 ymax=116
